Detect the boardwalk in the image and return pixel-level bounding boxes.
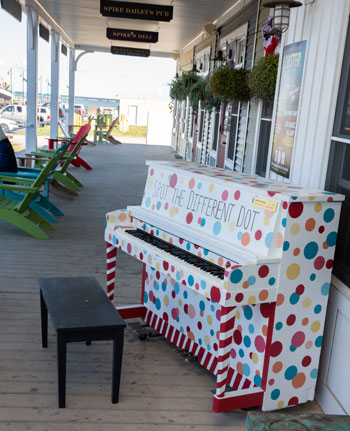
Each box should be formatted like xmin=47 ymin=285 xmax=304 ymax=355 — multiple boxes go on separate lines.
xmin=0 ymin=143 xmax=322 ymax=430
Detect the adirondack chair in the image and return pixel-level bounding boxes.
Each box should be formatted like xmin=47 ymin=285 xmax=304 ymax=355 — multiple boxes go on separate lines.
xmin=0 ymin=145 xmax=67 ymax=239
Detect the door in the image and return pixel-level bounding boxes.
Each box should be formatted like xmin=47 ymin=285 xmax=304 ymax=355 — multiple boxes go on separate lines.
xmin=128 ymin=105 xmax=137 ymax=125
xmin=217 ymin=103 xmax=228 ymax=168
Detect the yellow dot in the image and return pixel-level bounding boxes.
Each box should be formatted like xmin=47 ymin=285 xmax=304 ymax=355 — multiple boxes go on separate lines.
xmin=204 ymin=292 xmax=209 ymax=298
xmin=108 ymin=215 xmax=116 ymax=223
xmin=290 ymin=223 xmax=300 ymax=235
xmin=180 ymin=177 xmax=184 ymax=185
xmin=209 ymin=258 xmax=214 ymax=263
xmin=252 ymin=353 xmax=259 ymax=364
xmin=207 ymin=315 xmax=213 ymax=325
xmin=302 ymin=297 xmax=312 ymax=308
xmin=235 ymin=310 xmax=240 ymax=319
xmin=314 ymin=202 xmax=322 ymax=213
xmin=121 ymin=240 xmax=125 ymax=247
xmin=156 ymin=262 xmax=160 ymax=271
xmin=308 ymin=196 xmax=316 ymax=201
xmin=229 ymin=221 xmax=236 ymax=232
xmin=134 ymin=246 xmax=138 ymax=252
xmin=248 ymin=296 xmax=256 ymax=305
xmin=164 ymin=295 xmax=169 ymax=306
xmin=209 ymin=183 xmax=214 ymax=192
xmin=169 ymin=207 xmax=176 ymax=218
xmin=160 ymin=172 xmax=164 ymax=178
xmin=311 ymin=320 xmax=321 ymax=332
xmin=147 ymin=176 xmax=155 ymax=187
xmin=224 ymin=281 xmax=229 ymax=290
xmin=278 ymin=401 xmax=284 ymax=408
xmin=178 ymin=299 xmax=183 ymax=307
xmin=204 ymin=336 xmax=211 ymax=345
xmin=264 ymin=217 xmax=270 ymax=226
xmin=162 ymin=232 xmax=167 ymax=240
xmin=286 ymin=263 xmax=300 ymax=280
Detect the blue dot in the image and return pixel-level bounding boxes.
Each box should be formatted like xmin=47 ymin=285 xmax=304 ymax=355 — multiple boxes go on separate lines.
xmin=269 ymin=277 xmax=276 ymax=286
xmin=290 ymin=345 xmax=296 ymax=352
xmin=204 ymin=249 xmax=209 ymax=255
xmin=210 ymin=329 xmax=214 ymax=336
xmin=237 ymin=232 xmax=243 ymax=240
xmin=198 ymin=338 xmax=202 ymax=345
xmin=244 ymin=336 xmax=251 ymax=347
xmin=310 ymin=274 xmax=316 ymax=281
xmin=210 ymin=304 xmax=215 ymax=312
xmin=239 ymin=348 xmax=244 ymax=358
xmin=244 ymin=305 xmax=253 ymax=320
xmin=200 ymin=218 xmax=206 ymax=227
xmin=154 ymin=282 xmax=159 ymax=291
xmin=213 ymin=221 xmax=221 ymax=235
xmin=198 ymin=182 xmax=202 ymax=189
xmin=249 ymin=324 xmax=255 ymax=334
xmin=230 ymin=269 xmax=243 ymax=284
xmin=254 ymin=374 xmax=262 ymax=387
xmin=180 ymin=326 xmax=184 ymax=333
xmin=271 ymin=389 xmax=280 ymax=400
xmin=243 ymin=363 xmax=251 ymax=376
xmin=188 ymin=275 xmax=194 ymax=286
xmin=248 ymin=276 xmax=256 ymax=286
xmin=327 ymin=232 xmax=337 ymax=247
xmin=183 ymin=290 xmax=188 ymax=299
xmin=112 ymin=235 xmax=117 ymax=246
xmin=315 ymin=336 xmax=323 ymax=347
xmin=174 ymin=282 xmax=180 ymax=295
xmin=285 ymin=365 xmax=298 ymax=380
xmin=265 ymin=232 xmax=273 ymax=248
xmin=275 ymin=322 xmax=283 ymax=330
xmin=186 ymin=243 xmax=191 ymax=251
xmin=324 ymin=208 xmax=335 ymax=223
xmin=176 ymin=271 xmax=181 ymax=281
xmin=321 ymin=282 xmax=330 ymax=296
xmin=314 ymin=304 xmax=322 ymax=314
xmin=304 ymin=242 xmax=319 ymax=259
xmin=156 ymin=229 xmax=159 ymax=235
xmin=145 ymin=197 xmax=151 ymax=208
xmin=155 ymin=298 xmax=161 ymax=310
xmin=282 ymin=218 xmax=287 ymax=227
xmin=207 ymin=344 xmax=211 ymax=351
xmin=283 ymin=241 xmax=290 ymax=251
xmin=290 ymin=292 xmax=300 ymax=305
xmin=199 ymin=300 xmax=205 ymax=311
xmin=310 ymin=368 xmax=318 ymax=379
xmin=201 ymin=280 xmax=206 ymax=290
xmin=144 ymin=291 xmax=148 ymax=303
xmin=162 ymin=282 xmax=167 ymax=291
xmin=156 ymin=201 xmax=161 ymax=210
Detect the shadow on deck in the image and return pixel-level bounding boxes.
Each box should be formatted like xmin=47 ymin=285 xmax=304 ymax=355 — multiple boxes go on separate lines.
xmin=0 ymin=143 xmax=322 ymax=430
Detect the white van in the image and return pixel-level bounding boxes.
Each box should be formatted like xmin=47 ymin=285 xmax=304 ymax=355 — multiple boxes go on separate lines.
xmin=0 ymin=104 xmax=26 ymax=124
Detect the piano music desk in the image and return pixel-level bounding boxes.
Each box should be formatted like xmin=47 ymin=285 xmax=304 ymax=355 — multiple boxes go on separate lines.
xmin=105 ymin=161 xmax=344 ymax=413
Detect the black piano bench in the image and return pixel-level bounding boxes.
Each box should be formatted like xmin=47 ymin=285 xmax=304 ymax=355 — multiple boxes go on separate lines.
xmin=39 ymin=276 xmax=126 ymax=408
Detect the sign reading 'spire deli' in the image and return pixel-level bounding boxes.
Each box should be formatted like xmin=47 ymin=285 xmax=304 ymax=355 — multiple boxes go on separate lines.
xmin=100 ymin=1 xmax=173 ymax=22
xmin=111 ymin=46 xmax=150 ymax=57
xmin=107 ymin=28 xmax=158 ymax=43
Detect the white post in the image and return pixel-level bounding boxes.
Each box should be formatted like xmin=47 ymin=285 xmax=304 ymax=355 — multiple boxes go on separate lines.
xmin=50 ymin=31 xmax=60 ymax=139
xmin=25 ymin=6 xmax=38 ymax=152
xmin=68 ymin=48 xmax=75 ymax=134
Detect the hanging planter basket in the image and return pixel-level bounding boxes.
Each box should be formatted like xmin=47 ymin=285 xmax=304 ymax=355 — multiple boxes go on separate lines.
xmin=209 ymin=66 xmax=251 ymax=103
xmin=188 ymin=78 xmax=206 ymax=110
xmin=169 ymin=70 xmax=200 ymax=102
xmin=248 ymin=54 xmax=279 ymax=101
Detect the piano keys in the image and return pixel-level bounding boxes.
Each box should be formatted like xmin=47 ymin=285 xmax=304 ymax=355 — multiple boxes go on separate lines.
xmin=105 ymin=160 xmax=344 ymax=412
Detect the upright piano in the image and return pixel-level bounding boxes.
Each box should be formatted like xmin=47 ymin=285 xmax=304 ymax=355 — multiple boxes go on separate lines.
xmin=104 ymin=160 xmax=344 ymax=412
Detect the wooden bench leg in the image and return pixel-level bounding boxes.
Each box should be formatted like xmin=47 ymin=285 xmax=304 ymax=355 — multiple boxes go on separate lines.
xmin=112 ymin=328 xmax=124 ymax=403
xmin=57 ymin=333 xmax=67 ymax=408
xmin=40 ymin=290 xmax=48 ymax=348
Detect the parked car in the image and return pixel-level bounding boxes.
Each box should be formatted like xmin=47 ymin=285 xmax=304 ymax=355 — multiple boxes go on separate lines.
xmin=39 ymin=103 xmax=65 ymax=119
xmin=0 ymin=104 xmax=26 ymax=124
xmin=74 ymin=104 xmax=86 ymax=116
xmin=0 ymin=117 xmax=19 ymax=132
xmin=37 ymin=106 xmax=51 ymax=124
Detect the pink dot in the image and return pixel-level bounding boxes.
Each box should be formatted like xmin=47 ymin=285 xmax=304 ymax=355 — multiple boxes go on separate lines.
xmin=186 ymin=212 xmax=193 ymax=224
xmin=127 ymin=243 xmax=132 ymax=254
xmin=234 ymin=190 xmax=241 ymax=200
xmin=169 ymin=174 xmax=177 ymax=188
xmin=268 ymin=378 xmax=275 ymax=385
xmin=291 ymin=331 xmax=305 ymax=348
xmin=255 ymin=230 xmax=262 ymax=240
xmin=150 ymin=169 xmax=154 ymax=176
xmin=255 ymin=335 xmax=266 ymax=353
xmin=230 ymin=349 xmax=237 ymax=359
xmin=314 ymin=256 xmax=325 ymax=270
xmin=189 ymin=178 xmax=195 ymax=189
xmin=222 ymin=190 xmax=228 ymax=201
xmin=165 ymin=202 xmax=169 ymax=210
xmin=188 ymin=304 xmax=196 ymax=319
xmin=198 ymin=217 xmax=201 ymax=224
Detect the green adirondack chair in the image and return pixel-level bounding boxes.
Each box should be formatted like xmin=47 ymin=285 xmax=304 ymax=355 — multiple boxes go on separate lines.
xmin=0 ymin=145 xmax=67 ymax=239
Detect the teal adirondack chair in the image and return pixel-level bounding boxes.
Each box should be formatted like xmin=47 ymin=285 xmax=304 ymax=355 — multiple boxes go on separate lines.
xmin=0 ymin=145 xmax=67 ymax=239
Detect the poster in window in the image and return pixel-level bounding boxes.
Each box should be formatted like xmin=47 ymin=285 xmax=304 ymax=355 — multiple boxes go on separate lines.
xmin=270 ymin=40 xmax=307 ymax=178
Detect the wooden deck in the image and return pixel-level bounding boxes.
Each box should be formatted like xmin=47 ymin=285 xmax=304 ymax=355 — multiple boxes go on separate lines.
xmin=0 ymin=143 xmax=322 ymax=430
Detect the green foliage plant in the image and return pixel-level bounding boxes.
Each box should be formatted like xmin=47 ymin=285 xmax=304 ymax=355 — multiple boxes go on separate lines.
xmin=248 ymin=54 xmax=279 ymax=101
xmin=169 ymin=70 xmax=200 ymax=101
xmin=209 ymin=66 xmax=251 ymax=103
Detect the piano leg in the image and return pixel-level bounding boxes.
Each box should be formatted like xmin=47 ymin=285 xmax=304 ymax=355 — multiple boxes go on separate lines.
xmin=106 ymin=242 xmax=117 ymax=301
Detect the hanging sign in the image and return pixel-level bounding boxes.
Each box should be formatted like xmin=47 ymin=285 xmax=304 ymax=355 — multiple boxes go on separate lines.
xmin=270 ymin=40 xmax=307 ymax=178
xmin=106 ymin=28 xmax=158 ymax=43
xmin=100 ymin=1 xmax=173 ymax=22
xmin=111 ymin=46 xmax=150 ymax=57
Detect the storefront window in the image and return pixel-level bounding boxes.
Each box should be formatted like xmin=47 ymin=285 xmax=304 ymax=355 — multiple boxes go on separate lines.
xmin=255 ymin=100 xmax=273 ymax=177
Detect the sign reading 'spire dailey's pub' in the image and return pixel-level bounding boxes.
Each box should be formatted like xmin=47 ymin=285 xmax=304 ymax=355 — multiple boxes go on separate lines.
xmin=107 ymin=28 xmax=159 ymax=43
xmin=100 ymin=1 xmax=173 ymax=22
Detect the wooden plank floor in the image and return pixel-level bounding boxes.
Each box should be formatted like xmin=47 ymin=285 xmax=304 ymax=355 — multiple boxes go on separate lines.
xmin=0 ymin=143 xmax=322 ymax=430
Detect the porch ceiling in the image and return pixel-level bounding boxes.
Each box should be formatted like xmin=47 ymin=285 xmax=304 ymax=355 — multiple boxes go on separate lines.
xmin=31 ymin=0 xmax=239 ymax=57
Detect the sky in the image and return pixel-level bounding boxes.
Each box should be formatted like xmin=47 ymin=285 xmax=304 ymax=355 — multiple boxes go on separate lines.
xmin=0 ymin=8 xmax=176 ymax=102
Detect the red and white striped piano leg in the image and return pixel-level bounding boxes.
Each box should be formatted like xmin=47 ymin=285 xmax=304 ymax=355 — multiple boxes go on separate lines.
xmin=106 ymin=242 xmax=117 ymax=301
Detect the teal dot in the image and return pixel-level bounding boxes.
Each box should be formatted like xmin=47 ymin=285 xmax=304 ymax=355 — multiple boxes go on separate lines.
xmin=327 ymin=232 xmax=337 ymax=247
xmin=204 ymin=249 xmax=209 ymax=255
xmin=290 ymin=292 xmax=300 ymax=305
xmin=155 ymin=298 xmax=161 ymax=310
xmin=156 ymin=201 xmax=161 ymax=210
xmin=323 ymin=208 xmax=335 ymax=223
xmin=154 ymin=282 xmax=159 ymax=291
xmin=156 ymin=229 xmax=159 ymax=235
xmin=186 ymin=243 xmax=191 ymax=251
xmin=237 ymin=231 xmax=243 ymax=240
xmin=230 ymin=269 xmax=243 ymax=284
xmin=243 ymin=363 xmax=251 ymax=376
xmin=315 ymin=336 xmax=323 ymax=347
xmin=285 ymin=365 xmax=298 ymax=380
xmin=144 ymin=291 xmax=148 ymax=303
xmin=254 ymin=374 xmax=262 ymax=387
xmin=290 ymin=345 xmax=296 ymax=352
xmin=188 ymin=275 xmax=194 ymax=286
xmin=200 ymin=218 xmax=206 ymax=227
xmin=198 ymin=182 xmax=202 ymax=189
xmin=176 ymin=271 xmax=181 ymax=280
xmin=275 ymin=322 xmax=283 ymax=330
xmin=314 ymin=304 xmax=322 ymax=314
xmin=310 ymin=368 xmax=318 ymax=379
xmin=321 ymin=282 xmax=330 ymax=296
xmin=282 ymin=218 xmax=287 ymax=227
xmin=213 ymin=221 xmax=221 ymax=235
xmin=145 ymin=197 xmax=151 ymax=208
xmin=201 ymin=280 xmax=206 ymax=290
xmin=310 ymin=273 xmax=316 ymax=281
xmin=265 ymin=232 xmax=273 ymax=248
xmin=239 ymin=348 xmax=244 ymax=358
xmin=243 ymin=336 xmax=251 ymax=347
xmin=249 ymin=324 xmax=255 ymax=334
xmin=304 ymin=242 xmax=319 ymax=259
xmin=248 ymin=276 xmax=256 ymax=285
xmin=271 ymin=389 xmax=280 ymax=400
xmin=199 ymin=300 xmax=205 ymax=311
xmin=244 ymin=305 xmax=253 ymax=320
xmin=161 ymin=282 xmax=167 ymax=291
xmin=210 ymin=304 xmax=215 ymax=312
xmin=210 ymin=329 xmax=214 ymax=336
xmin=180 ymin=326 xmax=184 ymax=333
xmin=112 ymin=235 xmax=117 ymax=245
xmin=183 ymin=290 xmax=188 ymax=299
xmin=207 ymin=344 xmax=211 ymax=351
xmin=283 ymin=241 xmax=290 ymax=251
xmin=269 ymin=277 xmax=276 ymax=286
xmin=198 ymin=338 xmax=202 ymax=345
xmin=174 ymin=282 xmax=180 ymax=294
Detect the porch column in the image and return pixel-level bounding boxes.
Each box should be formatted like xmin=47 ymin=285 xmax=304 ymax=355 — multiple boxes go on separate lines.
xmin=50 ymin=31 xmax=60 ymax=139
xmin=25 ymin=6 xmax=38 ymax=152
xmin=68 ymin=48 xmax=75 ymax=134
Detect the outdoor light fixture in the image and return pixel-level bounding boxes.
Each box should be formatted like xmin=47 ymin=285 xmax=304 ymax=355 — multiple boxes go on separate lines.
xmin=263 ymin=0 xmax=302 ymax=34
xmin=192 ymin=63 xmax=198 ymax=73
xmin=214 ymin=50 xmax=224 ymax=62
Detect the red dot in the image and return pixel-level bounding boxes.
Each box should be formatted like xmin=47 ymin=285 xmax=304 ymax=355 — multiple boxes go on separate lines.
xmin=282 ymin=201 xmax=288 ymax=209
xmin=314 ymin=256 xmax=325 ymax=270
xmin=235 ymin=293 xmax=244 ymax=302
xmin=295 ymin=284 xmax=304 ymax=296
xmin=255 ymin=230 xmax=262 ymax=240
xmin=268 ymin=191 xmax=277 ymax=197
xmin=197 ymin=321 xmax=202 ymax=330
xmin=318 ymin=226 xmax=325 ymax=234
xmin=163 ymin=312 xmax=168 ymax=321
xmin=258 ymin=265 xmax=269 ymax=278
xmin=127 ymin=243 xmax=132 ymax=254
xmin=302 ymin=356 xmax=311 ymax=367
xmin=288 ymin=396 xmax=299 ymax=406
xmin=260 ymin=303 xmax=272 ymax=318
xmin=156 ymin=271 xmax=160 ymax=279
xmin=326 ymin=259 xmax=333 ymax=269
xmin=289 ymin=202 xmax=304 ymax=219
xmin=171 ymin=291 xmax=176 ymax=299
xmin=210 ymin=286 xmax=221 ymax=303
xmin=291 ymin=331 xmax=305 ymax=348
xmin=163 ymin=261 xmax=169 ymax=271
xmin=270 ymin=341 xmax=283 ymax=357
xmin=234 ymin=330 xmax=242 ymax=345
xmin=169 ymin=174 xmax=177 ymax=188
xmin=234 ymin=190 xmax=240 ymax=200
xmin=139 ymin=252 xmax=143 ymax=260
xmin=179 ymin=238 xmax=184 ymax=244
xmin=186 ymin=212 xmax=193 ymax=224
xmin=286 ymin=314 xmax=296 ymax=326
xmin=184 ymin=304 xmax=188 ymax=314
